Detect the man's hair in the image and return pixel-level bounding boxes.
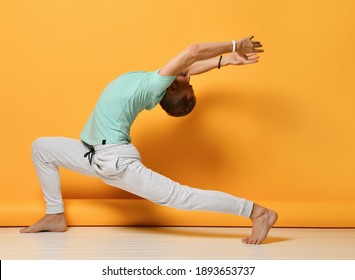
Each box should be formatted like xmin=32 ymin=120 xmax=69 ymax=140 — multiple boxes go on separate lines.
xmin=159 ymin=89 xmax=196 ymax=117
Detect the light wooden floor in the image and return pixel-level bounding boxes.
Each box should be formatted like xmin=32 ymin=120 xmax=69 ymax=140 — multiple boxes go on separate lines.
xmin=1 ymin=227 xmax=354 ymax=260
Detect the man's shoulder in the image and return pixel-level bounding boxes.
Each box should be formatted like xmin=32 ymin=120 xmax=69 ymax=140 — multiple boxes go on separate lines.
xmin=121 ymin=70 xmax=156 ymax=78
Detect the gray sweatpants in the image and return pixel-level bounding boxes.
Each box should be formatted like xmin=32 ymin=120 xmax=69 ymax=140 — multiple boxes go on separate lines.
xmin=32 ymin=137 xmax=254 ymax=218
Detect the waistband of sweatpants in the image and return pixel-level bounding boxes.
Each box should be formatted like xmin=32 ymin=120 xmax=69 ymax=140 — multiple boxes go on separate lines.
xmin=82 ymin=140 xmax=141 ymax=157
xmin=95 ymin=143 xmax=140 ymax=158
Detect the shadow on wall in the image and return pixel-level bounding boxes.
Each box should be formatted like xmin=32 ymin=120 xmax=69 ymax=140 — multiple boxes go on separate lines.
xmin=136 ymin=87 xmax=300 ymax=190
xmin=61 ymin=87 xmax=300 ymax=200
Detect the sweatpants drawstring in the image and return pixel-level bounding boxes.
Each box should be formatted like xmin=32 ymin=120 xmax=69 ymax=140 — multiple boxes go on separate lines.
xmin=84 ymin=147 xmax=95 ymax=165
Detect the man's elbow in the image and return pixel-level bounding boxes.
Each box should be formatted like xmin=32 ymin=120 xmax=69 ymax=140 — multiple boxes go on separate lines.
xmin=186 ymin=44 xmax=201 ymax=63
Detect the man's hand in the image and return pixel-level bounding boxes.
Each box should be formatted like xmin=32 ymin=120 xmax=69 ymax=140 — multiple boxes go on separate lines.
xmin=224 ymin=52 xmax=260 ymax=65
xmin=236 ymin=36 xmax=264 ymax=59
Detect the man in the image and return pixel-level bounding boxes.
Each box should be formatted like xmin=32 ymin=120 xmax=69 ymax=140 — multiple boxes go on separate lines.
xmin=21 ymin=36 xmax=278 ymax=245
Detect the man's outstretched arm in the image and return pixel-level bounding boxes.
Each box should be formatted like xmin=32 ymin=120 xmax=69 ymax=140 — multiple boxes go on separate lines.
xmin=184 ymin=52 xmax=260 ymax=76
xmin=159 ymin=36 xmax=263 ymax=76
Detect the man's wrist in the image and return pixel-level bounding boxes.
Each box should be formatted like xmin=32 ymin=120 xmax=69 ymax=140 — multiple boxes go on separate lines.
xmin=235 ymin=39 xmax=241 ymax=52
xmin=217 ymin=55 xmax=230 ymax=69
xmin=232 ymin=40 xmax=236 ymax=52
xmin=223 ymin=57 xmax=231 ymax=67
xmin=218 ymin=55 xmax=223 ymax=69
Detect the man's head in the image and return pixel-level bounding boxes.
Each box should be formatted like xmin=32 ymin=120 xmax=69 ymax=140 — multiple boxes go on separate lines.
xmin=159 ymin=73 xmax=196 ymax=117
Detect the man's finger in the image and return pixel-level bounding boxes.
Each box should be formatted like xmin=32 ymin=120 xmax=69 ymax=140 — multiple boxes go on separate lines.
xmin=247 ymin=55 xmax=259 ymax=60
xmin=249 ymin=35 xmax=254 ymax=40
xmin=244 ymin=59 xmax=258 ymax=64
xmin=239 ymin=52 xmax=249 ymax=60
xmin=246 ymin=52 xmax=257 ymax=57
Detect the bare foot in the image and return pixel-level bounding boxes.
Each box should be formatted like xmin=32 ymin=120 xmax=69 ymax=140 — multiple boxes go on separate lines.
xmin=242 ymin=204 xmax=278 ymax=245
xmin=20 ymin=213 xmax=67 ymax=233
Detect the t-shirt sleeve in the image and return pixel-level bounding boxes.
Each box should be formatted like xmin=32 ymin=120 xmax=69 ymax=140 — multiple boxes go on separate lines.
xmin=145 ymin=70 xmax=176 ymax=108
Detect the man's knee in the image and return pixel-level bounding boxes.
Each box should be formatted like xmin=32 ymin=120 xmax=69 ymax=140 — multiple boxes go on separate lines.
xmin=32 ymin=137 xmax=48 ymax=151
xmin=32 ymin=137 xmax=52 ymax=160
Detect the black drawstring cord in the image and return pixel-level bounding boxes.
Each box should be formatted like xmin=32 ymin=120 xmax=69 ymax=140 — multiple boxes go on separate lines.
xmin=84 ymin=147 xmax=95 ymax=165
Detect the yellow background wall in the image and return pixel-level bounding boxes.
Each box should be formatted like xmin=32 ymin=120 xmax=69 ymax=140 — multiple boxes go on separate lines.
xmin=1 ymin=0 xmax=354 ymax=226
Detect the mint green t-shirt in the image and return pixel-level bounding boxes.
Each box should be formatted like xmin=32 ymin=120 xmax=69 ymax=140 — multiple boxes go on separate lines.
xmin=80 ymin=70 xmax=175 ymax=145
